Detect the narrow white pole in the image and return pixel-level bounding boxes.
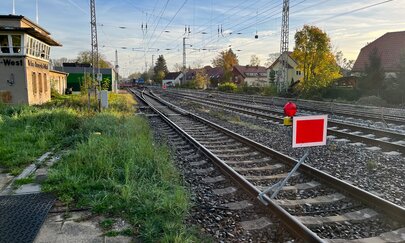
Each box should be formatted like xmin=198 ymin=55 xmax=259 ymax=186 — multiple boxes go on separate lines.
xmin=36 ymin=0 xmax=39 ymax=24
xmin=12 ymin=0 xmax=15 ymax=14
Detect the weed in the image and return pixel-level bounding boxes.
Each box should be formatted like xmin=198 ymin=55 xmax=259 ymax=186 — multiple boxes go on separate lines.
xmin=100 ymin=219 xmax=115 ymax=230
xmin=13 ymin=176 xmax=34 ymax=188
xmin=366 ymin=160 xmax=378 ymax=171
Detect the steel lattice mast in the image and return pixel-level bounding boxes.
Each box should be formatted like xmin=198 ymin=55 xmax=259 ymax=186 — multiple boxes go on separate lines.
xmin=279 ymin=0 xmax=289 ymax=92
xmin=90 ymin=0 xmax=99 ymax=87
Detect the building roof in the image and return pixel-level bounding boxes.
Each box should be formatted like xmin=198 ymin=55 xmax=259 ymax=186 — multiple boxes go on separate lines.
xmin=233 ymin=65 xmax=267 ymax=78
xmin=0 ymin=15 xmax=61 ymax=46
xmin=352 ymin=31 xmax=405 ymax=72
xmin=163 ymin=72 xmax=181 ymax=80
xmin=205 ymin=66 xmax=224 ymax=78
xmin=268 ymin=51 xmax=296 ymax=69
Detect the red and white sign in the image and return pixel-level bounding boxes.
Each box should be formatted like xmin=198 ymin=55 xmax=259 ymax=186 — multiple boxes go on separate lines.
xmin=292 ymin=115 xmax=328 ymax=148
xmin=162 ymin=84 xmax=167 ymax=90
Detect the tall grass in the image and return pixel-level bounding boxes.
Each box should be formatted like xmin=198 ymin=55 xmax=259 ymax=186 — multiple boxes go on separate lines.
xmin=0 ymin=104 xmax=81 ymax=172
xmin=2 ymin=94 xmax=197 ymax=241
xmin=43 ymin=113 xmax=195 ymax=241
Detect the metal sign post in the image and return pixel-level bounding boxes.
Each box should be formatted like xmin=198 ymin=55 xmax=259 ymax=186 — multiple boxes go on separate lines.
xmin=258 ymin=114 xmax=328 ymax=205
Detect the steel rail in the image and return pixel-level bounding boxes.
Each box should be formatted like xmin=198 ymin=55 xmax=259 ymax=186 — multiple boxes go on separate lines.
xmin=177 ymin=89 xmax=405 ymax=124
xmin=131 ymin=89 xmax=324 ymax=242
xmin=167 ymin=91 xmax=405 ymax=154
xmin=148 ymin=90 xmax=405 ymax=225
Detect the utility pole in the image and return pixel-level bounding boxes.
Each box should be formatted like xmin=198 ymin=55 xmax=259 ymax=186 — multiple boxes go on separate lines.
xmin=90 ymin=0 xmax=100 ymax=110
xmin=12 ymin=0 xmax=15 ymax=14
xmin=115 ymin=49 xmax=119 ymax=92
xmin=90 ymin=0 xmax=99 ymax=87
xmin=182 ymin=37 xmax=187 ymax=85
xmin=152 ymin=54 xmax=155 ymax=68
xmin=278 ymin=0 xmax=289 ymax=93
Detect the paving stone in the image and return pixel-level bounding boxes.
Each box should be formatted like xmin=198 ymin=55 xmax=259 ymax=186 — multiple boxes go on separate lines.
xmin=14 ymin=183 xmax=41 ymax=195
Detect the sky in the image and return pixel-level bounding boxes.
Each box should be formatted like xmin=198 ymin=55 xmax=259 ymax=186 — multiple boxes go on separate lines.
xmin=1 ymin=0 xmax=404 ymax=77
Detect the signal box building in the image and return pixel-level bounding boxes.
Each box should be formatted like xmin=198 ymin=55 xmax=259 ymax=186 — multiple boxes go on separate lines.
xmin=0 ymin=15 xmax=64 ymax=104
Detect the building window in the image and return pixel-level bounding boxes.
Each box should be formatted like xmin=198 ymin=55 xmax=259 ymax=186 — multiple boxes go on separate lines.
xmin=32 ymin=72 xmax=37 ymax=95
xmin=296 ymin=70 xmax=302 ymax=75
xmin=38 ymin=73 xmax=43 ymax=93
xmin=11 ymin=35 xmax=22 ymax=53
xmin=44 ymin=74 xmax=48 ymax=93
xmin=0 ymin=35 xmax=10 ymax=53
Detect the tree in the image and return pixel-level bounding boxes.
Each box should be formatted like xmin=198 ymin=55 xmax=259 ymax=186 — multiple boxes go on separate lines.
xmin=335 ymin=51 xmax=354 ymax=76
xmin=128 ymin=72 xmax=142 ymax=80
xmin=172 ymin=63 xmax=183 ymax=72
xmin=358 ymin=48 xmax=385 ymax=96
xmin=250 ymin=55 xmax=261 ymax=66
xmin=153 ymin=55 xmax=168 ymax=83
xmin=212 ymin=48 xmax=239 ymax=83
xmin=264 ymin=53 xmax=280 ymax=67
xmin=76 ymin=51 xmax=112 ymax=68
xmin=396 ymin=50 xmax=405 ymax=96
xmin=194 ymin=69 xmax=209 ymax=89
xmin=291 ymin=25 xmax=341 ymax=94
xmin=51 ymin=57 xmax=73 ymax=67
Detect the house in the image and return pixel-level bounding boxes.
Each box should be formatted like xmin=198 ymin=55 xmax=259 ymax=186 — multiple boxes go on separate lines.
xmin=54 ymin=63 xmax=117 ymax=92
xmin=232 ymin=65 xmax=268 ymax=87
xmin=0 ymin=15 xmax=62 ymax=104
xmin=162 ymin=72 xmax=182 ymax=86
xmin=203 ymin=66 xmax=224 ymax=87
xmin=352 ymin=31 xmax=405 ymax=78
xmin=267 ymin=51 xmax=303 ymax=90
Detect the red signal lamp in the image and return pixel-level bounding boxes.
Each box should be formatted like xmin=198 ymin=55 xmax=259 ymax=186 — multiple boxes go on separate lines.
xmin=284 ymin=102 xmax=297 ymax=117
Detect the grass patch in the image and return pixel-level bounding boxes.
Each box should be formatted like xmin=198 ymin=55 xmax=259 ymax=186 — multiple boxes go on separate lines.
xmin=2 ymin=93 xmax=198 ymax=241
xmin=13 ymin=175 xmax=35 ymax=188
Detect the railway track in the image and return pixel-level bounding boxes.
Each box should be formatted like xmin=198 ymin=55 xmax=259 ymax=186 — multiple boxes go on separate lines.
xmin=159 ymin=89 xmax=405 ymax=155
xmin=130 ymin=88 xmax=405 ymax=242
xmin=171 ymin=88 xmax=405 ymax=127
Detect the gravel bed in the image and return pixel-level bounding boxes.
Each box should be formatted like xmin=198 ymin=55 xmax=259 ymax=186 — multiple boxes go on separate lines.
xmin=161 ymin=92 xmax=405 ymax=208
xmin=309 ymin=217 xmax=400 ymax=239
xmin=147 ymin=116 xmax=297 ymax=242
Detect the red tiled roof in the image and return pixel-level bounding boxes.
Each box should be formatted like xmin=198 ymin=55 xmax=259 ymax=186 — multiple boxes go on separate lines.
xmin=352 ymin=31 xmax=405 ymax=72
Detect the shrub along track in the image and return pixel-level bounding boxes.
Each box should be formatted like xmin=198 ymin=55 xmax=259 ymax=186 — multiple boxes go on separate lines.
xmin=161 ymin=89 xmax=405 ymax=155
xmin=130 ymin=88 xmax=405 ymax=242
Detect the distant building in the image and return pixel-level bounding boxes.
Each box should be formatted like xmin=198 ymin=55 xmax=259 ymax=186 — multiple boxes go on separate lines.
xmin=0 ymin=15 xmax=62 ymax=104
xmin=352 ymin=31 xmax=405 ymax=78
xmin=54 ymin=63 xmax=117 ymax=92
xmin=232 ymin=65 xmax=268 ymax=87
xmin=162 ymin=72 xmax=182 ymax=86
xmin=267 ymin=52 xmax=303 ymax=89
xmin=204 ymin=66 xmax=224 ymax=87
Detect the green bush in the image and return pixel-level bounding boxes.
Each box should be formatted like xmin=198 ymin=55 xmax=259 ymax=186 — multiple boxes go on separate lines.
xmin=218 ymin=82 xmax=237 ymax=92
xmin=261 ymin=84 xmax=278 ymax=96
xmin=236 ymin=84 xmax=260 ymax=94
